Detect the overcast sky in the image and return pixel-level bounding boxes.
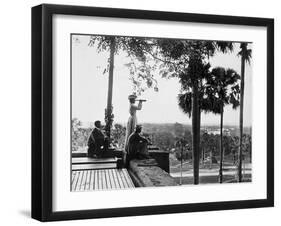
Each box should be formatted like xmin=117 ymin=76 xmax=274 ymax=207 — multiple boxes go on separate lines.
xmin=72 ymin=35 xmax=252 ymax=127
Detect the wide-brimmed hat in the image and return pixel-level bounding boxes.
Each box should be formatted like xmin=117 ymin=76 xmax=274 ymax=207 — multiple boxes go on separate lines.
xmin=128 ymin=94 xmax=137 ymax=100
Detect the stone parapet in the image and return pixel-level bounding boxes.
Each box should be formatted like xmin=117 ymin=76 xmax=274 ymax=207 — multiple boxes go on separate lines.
xmin=129 ymin=159 xmax=178 ymax=187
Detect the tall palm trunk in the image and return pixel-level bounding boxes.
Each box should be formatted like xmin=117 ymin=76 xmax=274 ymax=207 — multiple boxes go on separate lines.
xmin=192 ymin=81 xmax=200 ymax=184
xmin=238 ymin=52 xmax=245 ymax=182
xmin=106 ymin=37 xmax=116 ymax=140
xmin=219 ymin=103 xmax=224 ymax=183
xmin=180 ymin=146 xmax=183 ymax=185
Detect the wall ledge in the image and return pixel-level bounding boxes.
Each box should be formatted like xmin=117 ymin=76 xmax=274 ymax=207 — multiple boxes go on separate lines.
xmin=129 ymin=159 xmax=178 ymax=187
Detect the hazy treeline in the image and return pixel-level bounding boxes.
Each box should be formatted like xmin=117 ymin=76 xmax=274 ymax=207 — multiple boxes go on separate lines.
xmin=72 ymin=118 xmax=251 ymax=165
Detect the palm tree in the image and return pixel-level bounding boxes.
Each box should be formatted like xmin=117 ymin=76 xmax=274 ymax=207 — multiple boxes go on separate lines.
xmin=207 ymin=67 xmax=240 ymax=183
xmin=173 ymin=41 xmax=234 ymax=184
xmin=177 ymin=58 xmax=221 ymax=184
xmin=238 ymin=43 xmax=252 ymax=182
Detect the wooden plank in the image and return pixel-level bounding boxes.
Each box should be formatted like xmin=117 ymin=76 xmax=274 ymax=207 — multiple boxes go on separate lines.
xmin=71 ymin=171 xmax=76 ymax=185
xmin=122 ymin=169 xmax=135 ymax=188
xmin=71 ymin=169 xmax=134 ymax=192
xmin=118 ymin=169 xmax=129 ymax=188
xmin=101 ymin=170 xmax=107 ymax=190
xmin=100 ymin=170 xmax=105 ymax=190
xmin=116 ymin=169 xmax=126 ymax=189
xmin=90 ymin=170 xmax=95 ymax=190
xmin=80 ymin=170 xmax=88 ymax=191
xmin=112 ymin=169 xmax=121 ymax=189
xmin=72 ymin=163 xmax=116 ymax=171
xmin=72 ymin=150 xmax=87 ymax=158
xmin=94 ymin=170 xmax=98 ymax=190
xmin=71 ymin=171 xmax=80 ymax=191
xmin=85 ymin=170 xmax=91 ymax=190
xmin=113 ymin=169 xmax=123 ymax=189
xmin=111 ymin=169 xmax=120 ymax=189
xmin=74 ymin=171 xmax=81 ymax=191
xmin=71 ymin=171 xmax=77 ymax=184
xmin=108 ymin=169 xmax=117 ymax=189
xmin=98 ymin=170 xmax=102 ymax=190
xmin=117 ymin=169 xmax=125 ymax=189
xmin=72 ymin=157 xmax=117 ymax=165
xmin=95 ymin=170 xmax=99 ymax=190
xmin=120 ymin=169 xmax=131 ymax=188
xmin=124 ymin=170 xmax=134 ymax=188
xmin=99 ymin=170 xmax=103 ymax=190
xmin=105 ymin=170 xmax=112 ymax=190
xmin=76 ymin=170 xmax=84 ymax=191
xmin=76 ymin=171 xmax=82 ymax=191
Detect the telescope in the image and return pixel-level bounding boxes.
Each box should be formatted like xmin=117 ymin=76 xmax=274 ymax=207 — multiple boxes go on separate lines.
xmin=136 ymin=99 xmax=147 ymax=102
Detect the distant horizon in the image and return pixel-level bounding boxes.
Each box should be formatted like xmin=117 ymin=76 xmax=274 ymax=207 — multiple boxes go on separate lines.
xmin=75 ymin=119 xmax=252 ymax=129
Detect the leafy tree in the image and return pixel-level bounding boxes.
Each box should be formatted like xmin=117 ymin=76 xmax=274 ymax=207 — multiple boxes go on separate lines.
xmin=153 ymin=131 xmax=175 ymax=152
xmin=201 ymin=132 xmax=210 ymax=163
xmin=72 ymin=118 xmax=92 ymax=152
xmin=242 ymin=134 xmax=252 ymax=161
xmin=111 ymin=123 xmax=126 ymax=148
xmin=72 ymin=118 xmax=82 ymax=151
xmin=237 ymin=43 xmax=252 ymax=182
xmin=223 ymin=135 xmax=233 ymax=156
xmin=207 ymin=134 xmax=220 ymax=167
xmin=174 ymin=122 xmax=185 ymax=137
xmin=153 ymin=40 xmax=233 ymax=184
xmin=230 ymin=136 xmax=240 ymax=164
xmin=88 ymin=36 xmax=158 ymax=140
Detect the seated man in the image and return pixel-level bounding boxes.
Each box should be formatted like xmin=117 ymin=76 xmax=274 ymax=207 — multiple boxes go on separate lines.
xmin=125 ymin=125 xmax=150 ymax=166
xmin=87 ymin=120 xmax=108 ymax=158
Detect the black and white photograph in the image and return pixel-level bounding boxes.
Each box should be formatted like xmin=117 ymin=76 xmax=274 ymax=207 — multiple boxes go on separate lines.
xmin=71 ymin=34 xmax=253 ymax=191
xmin=0 ymin=0 xmax=278 ymax=224
xmin=29 ymin=2 xmax=274 ymax=222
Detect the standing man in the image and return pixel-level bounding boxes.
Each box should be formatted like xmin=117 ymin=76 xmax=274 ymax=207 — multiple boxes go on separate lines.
xmin=87 ymin=120 xmax=108 ymax=158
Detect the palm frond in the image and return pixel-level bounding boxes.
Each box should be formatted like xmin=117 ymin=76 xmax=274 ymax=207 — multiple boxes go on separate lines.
xmin=178 ymin=93 xmax=192 ymax=117
xmin=215 ymin=41 xmax=234 ymax=53
xmin=238 ymin=43 xmax=252 ymax=64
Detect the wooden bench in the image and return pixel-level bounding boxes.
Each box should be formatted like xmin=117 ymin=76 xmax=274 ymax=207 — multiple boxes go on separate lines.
xmin=72 ymin=157 xmax=117 ymax=171
xmin=72 ymin=157 xmax=117 ymax=165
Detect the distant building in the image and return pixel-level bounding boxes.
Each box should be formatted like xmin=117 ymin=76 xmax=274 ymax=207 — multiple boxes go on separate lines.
xmin=202 ymin=128 xmax=231 ymax=136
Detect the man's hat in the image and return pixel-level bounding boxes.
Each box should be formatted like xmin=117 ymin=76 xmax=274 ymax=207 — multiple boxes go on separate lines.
xmin=128 ymin=94 xmax=137 ymax=100
xmin=135 ymin=124 xmax=142 ymax=130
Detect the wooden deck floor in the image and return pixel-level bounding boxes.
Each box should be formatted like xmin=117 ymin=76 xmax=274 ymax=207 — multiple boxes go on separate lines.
xmin=71 ymin=168 xmax=135 ymax=191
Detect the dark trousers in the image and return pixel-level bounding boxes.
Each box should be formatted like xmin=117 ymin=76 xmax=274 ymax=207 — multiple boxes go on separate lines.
xmin=125 ymin=142 xmax=150 ymax=167
xmin=88 ymin=140 xmax=109 ymax=158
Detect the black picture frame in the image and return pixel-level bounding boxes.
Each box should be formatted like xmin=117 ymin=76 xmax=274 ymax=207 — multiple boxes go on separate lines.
xmin=32 ymin=3 xmax=274 ymax=222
